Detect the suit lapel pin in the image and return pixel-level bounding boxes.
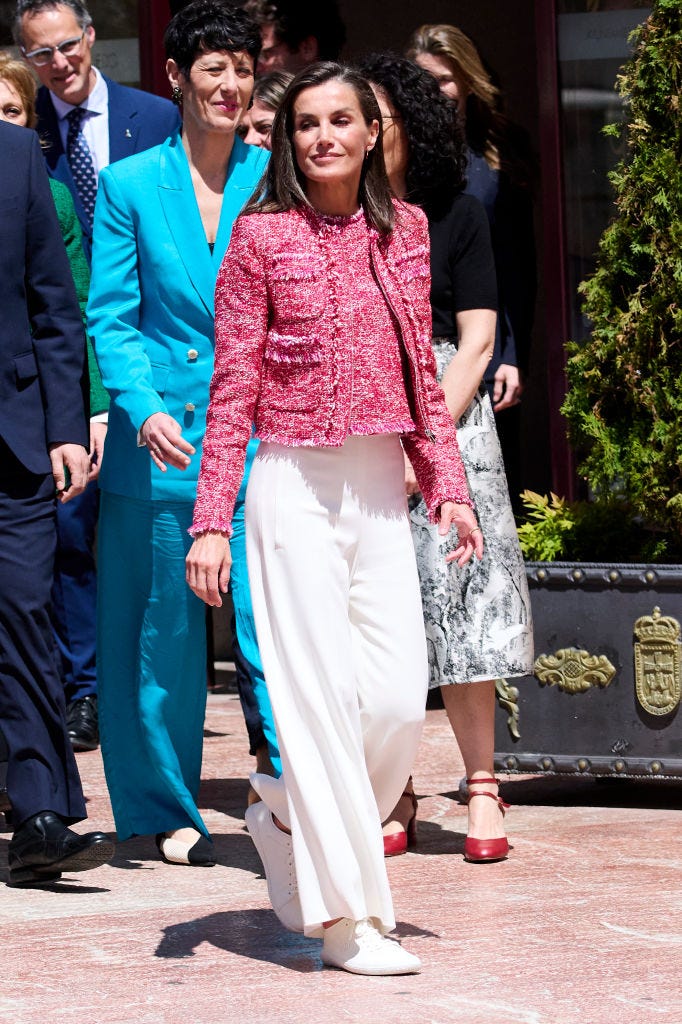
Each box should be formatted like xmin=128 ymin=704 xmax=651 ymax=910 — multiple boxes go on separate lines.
xmin=125 ymin=128 xmax=132 ymax=138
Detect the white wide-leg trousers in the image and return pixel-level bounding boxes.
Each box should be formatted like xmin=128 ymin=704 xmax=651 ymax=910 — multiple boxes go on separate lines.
xmin=245 ymin=435 xmax=428 ymax=937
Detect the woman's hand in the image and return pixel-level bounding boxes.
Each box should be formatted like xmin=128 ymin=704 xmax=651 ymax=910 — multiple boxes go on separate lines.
xmin=186 ymin=531 xmax=232 ymax=607
xmin=404 ymin=453 xmax=421 ymax=496
xmin=88 ymin=421 xmax=108 ymax=482
xmin=140 ymin=412 xmax=195 ymax=472
xmin=493 ymin=364 xmax=523 ymax=412
xmin=437 ymin=501 xmax=484 ymax=567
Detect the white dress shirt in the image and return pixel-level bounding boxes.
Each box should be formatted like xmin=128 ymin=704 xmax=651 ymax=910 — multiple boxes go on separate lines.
xmin=50 ymin=66 xmax=110 ymax=179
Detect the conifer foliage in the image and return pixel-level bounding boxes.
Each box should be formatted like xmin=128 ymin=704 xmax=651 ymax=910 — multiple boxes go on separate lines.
xmin=562 ymin=0 xmax=682 ymax=550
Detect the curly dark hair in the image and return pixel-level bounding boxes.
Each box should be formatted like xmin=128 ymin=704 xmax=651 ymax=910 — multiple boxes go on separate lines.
xmin=358 ymin=53 xmax=467 ymax=220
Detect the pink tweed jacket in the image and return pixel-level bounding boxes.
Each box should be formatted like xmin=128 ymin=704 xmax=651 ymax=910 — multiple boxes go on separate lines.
xmin=191 ymin=201 xmax=472 ymax=536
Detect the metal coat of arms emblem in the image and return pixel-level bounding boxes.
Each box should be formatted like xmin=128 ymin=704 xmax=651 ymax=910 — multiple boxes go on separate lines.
xmin=633 ymin=607 xmax=681 ymax=716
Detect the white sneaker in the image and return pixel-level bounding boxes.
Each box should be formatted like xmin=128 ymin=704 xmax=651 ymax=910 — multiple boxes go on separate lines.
xmin=321 ymin=918 xmax=421 ymax=976
xmin=245 ymin=801 xmax=304 ymax=933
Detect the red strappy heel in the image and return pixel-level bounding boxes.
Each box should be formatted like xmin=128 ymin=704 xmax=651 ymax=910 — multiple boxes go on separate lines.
xmin=383 ymin=786 xmax=418 ymax=858
xmin=463 ymin=777 xmax=510 ymax=863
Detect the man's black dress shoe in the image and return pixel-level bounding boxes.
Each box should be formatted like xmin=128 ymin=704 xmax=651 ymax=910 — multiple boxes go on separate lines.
xmin=66 ymin=695 xmax=99 ymax=751
xmin=7 ymin=810 xmax=115 ymax=885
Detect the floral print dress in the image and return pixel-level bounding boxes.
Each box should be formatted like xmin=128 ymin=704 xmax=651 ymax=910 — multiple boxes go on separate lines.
xmin=409 ymin=339 xmax=534 ymax=686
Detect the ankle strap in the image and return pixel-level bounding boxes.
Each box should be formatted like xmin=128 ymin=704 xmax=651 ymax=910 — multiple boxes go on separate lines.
xmin=466 ymin=786 xmax=511 ymax=813
xmin=466 ymin=777 xmax=498 ymax=786
xmin=469 ymin=790 xmax=505 ymax=804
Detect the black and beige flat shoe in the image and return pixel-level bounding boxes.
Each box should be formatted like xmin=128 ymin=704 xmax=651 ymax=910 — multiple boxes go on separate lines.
xmin=155 ymin=830 xmax=215 ymax=866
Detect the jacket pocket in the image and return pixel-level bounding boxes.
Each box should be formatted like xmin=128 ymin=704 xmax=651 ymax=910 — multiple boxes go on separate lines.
xmin=150 ymin=362 xmax=170 ymax=396
xmin=395 ymin=244 xmax=431 ymax=304
xmin=14 ymin=351 xmax=38 ymax=386
xmin=264 ymin=331 xmax=323 ymax=366
xmin=269 ymin=254 xmax=327 ymax=322
xmin=262 ymin=333 xmax=322 ymax=412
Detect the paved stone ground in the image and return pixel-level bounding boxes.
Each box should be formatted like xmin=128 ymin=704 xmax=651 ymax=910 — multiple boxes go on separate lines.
xmin=2 ymin=692 xmax=681 ymax=1024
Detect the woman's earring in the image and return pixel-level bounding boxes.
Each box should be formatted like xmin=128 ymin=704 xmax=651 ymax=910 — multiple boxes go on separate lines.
xmin=171 ymin=86 xmax=183 ymax=105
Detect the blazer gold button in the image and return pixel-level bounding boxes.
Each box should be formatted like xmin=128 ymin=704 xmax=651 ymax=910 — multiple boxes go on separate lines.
xmin=185 ymin=402 xmax=196 ymax=412
xmin=187 ymin=348 xmax=198 ymax=361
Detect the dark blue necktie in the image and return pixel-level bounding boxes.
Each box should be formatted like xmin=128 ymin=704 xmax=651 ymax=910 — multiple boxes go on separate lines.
xmin=66 ymin=106 xmax=98 ymax=226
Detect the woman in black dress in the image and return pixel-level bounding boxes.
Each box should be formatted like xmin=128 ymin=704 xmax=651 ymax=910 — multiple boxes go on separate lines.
xmin=406 ymin=24 xmax=537 ymax=508
xmin=360 ymin=55 xmax=533 ymax=863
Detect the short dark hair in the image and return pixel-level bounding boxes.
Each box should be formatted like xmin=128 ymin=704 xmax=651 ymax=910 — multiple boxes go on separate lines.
xmin=13 ymin=0 xmax=92 ymax=46
xmin=244 ymin=61 xmax=395 ymax=235
xmin=358 ymin=53 xmax=467 ymax=220
xmin=244 ymin=0 xmax=346 ymax=61
xmin=164 ymin=0 xmax=262 ymax=78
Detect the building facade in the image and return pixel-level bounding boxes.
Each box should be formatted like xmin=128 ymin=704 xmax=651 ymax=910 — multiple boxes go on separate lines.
xmin=0 ymin=0 xmax=651 ymax=498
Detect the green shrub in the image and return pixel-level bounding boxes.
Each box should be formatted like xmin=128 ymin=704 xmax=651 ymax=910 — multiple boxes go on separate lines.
xmin=516 ymin=491 xmax=576 ymax=562
xmin=561 ymin=1 xmax=682 ymax=545
xmin=516 ymin=490 xmax=680 ymax=564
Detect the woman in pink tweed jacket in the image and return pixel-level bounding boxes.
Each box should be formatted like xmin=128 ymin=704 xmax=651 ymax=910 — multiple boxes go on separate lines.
xmin=187 ymin=62 xmax=482 ymax=977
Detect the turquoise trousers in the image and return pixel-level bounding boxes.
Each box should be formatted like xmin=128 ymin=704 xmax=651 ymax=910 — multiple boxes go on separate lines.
xmin=97 ymin=446 xmax=280 ymax=842
xmin=97 ymin=492 xmax=208 ymax=840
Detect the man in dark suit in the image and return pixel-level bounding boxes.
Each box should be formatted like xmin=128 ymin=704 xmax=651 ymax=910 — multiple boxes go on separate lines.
xmin=14 ymin=0 xmax=181 ymax=259
xmin=0 ymin=120 xmax=114 ymax=885
xmin=14 ymin=0 xmax=181 ymax=751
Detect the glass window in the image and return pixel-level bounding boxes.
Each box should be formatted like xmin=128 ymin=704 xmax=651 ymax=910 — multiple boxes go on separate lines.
xmin=557 ymin=0 xmax=651 ymax=340
xmin=88 ymin=0 xmax=140 ymax=87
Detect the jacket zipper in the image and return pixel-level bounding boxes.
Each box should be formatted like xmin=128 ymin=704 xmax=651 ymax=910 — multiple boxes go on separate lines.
xmin=371 ymin=247 xmax=436 ymax=442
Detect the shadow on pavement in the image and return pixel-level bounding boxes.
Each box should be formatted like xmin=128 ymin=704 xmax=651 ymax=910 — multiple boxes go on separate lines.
xmin=155 ymin=908 xmax=437 ymax=970
xmin=199 ymin=777 xmax=250 ymax=819
xmin=406 ymin=818 xmax=466 ymax=857
xmin=154 ymin=908 xmax=321 ymax=972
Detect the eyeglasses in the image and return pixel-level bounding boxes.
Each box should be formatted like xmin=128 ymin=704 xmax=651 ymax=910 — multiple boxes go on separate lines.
xmin=22 ymin=32 xmax=85 ymax=67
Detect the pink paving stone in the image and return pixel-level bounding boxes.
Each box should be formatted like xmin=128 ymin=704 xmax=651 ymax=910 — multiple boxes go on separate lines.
xmin=2 ymin=693 xmax=681 ymax=1024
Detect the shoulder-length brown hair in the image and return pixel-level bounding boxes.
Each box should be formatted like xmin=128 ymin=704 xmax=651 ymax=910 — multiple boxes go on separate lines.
xmin=244 ymin=61 xmax=395 ymax=235
xmin=406 ymin=24 xmax=500 ymax=165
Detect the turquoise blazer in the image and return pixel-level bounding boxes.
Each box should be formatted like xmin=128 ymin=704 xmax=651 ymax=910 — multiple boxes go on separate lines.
xmin=87 ymin=131 xmax=268 ymax=502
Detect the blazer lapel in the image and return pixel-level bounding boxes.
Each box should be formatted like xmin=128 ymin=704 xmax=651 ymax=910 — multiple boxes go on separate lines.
xmin=36 ymin=87 xmax=64 ymax=169
xmin=157 ymin=133 xmax=216 ymax=316
xmin=211 ymin=136 xmax=265 ymax=274
xmin=35 ymin=87 xmax=91 ymax=241
xmin=106 ymin=78 xmax=140 ymax=162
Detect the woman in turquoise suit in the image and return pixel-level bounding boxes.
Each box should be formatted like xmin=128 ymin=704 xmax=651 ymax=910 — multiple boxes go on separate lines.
xmin=87 ymin=1 xmax=271 ymax=864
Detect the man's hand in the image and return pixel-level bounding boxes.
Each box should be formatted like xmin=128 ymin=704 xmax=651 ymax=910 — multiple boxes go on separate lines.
xmin=493 ymin=364 xmax=523 ymax=412
xmin=88 ymin=421 xmax=107 ymax=482
xmin=140 ymin=412 xmax=195 ymax=472
xmin=49 ymin=443 xmax=89 ymax=503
